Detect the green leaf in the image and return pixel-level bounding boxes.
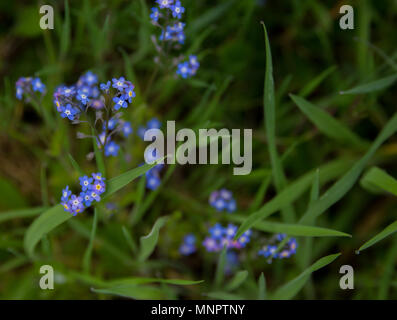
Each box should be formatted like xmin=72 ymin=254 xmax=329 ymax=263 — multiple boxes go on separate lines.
xmin=358 ymin=220 xmax=397 ymax=253
xmin=68 ymin=153 xmax=84 ymax=176
xmin=206 ymin=291 xmax=245 ymax=300
xmin=258 ymin=273 xmax=266 ymax=300
xmin=24 ymin=163 xmax=157 ymax=258
xmin=0 ymin=207 xmax=46 ymax=224
xmin=300 ymin=113 xmax=397 ymax=224
xmin=290 ymin=94 xmax=368 ymax=148
xmin=235 ymin=158 xmax=352 ymax=238
xmin=225 ymin=270 xmax=248 ymax=292
xmin=299 ymin=65 xmax=337 ymax=97
xmin=60 ymin=0 xmax=70 ymax=58
xmin=138 ymin=216 xmax=168 ymax=262
xmin=228 ymin=215 xmax=350 ymax=237
xmin=340 ymin=74 xmax=397 ymax=95
xmin=92 ymin=285 xmax=166 ymax=300
xmin=186 ymin=0 xmax=236 ymax=35
xmin=82 ymin=208 xmax=98 ymax=274
xmin=272 ymin=253 xmax=341 ymax=299
xmin=214 ymin=245 xmax=227 ymax=288
xmin=108 ymin=277 xmax=204 ymax=286
xmin=360 ymin=167 xmax=397 ymax=196
xmin=262 ymin=22 xmax=294 ymax=223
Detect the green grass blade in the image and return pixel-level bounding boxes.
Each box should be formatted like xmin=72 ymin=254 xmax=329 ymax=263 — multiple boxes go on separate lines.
xmin=258 ymin=273 xmax=266 ymax=300
xmin=340 ymin=74 xmax=397 ymax=95
xmin=300 ymin=113 xmax=397 ymax=224
xmin=24 ymin=163 xmax=158 ymax=258
xmin=225 ymin=270 xmax=248 ymax=292
xmin=68 ymin=153 xmax=84 ymax=176
xmin=357 ymin=220 xmax=397 ymax=253
xmin=262 ymin=22 xmax=295 ymax=223
xmin=235 ymin=158 xmax=352 ymax=238
xmin=82 ymin=208 xmax=98 ymax=274
xmin=299 ymin=65 xmax=337 ymax=97
xmin=290 ymin=94 xmax=368 ymax=148
xmin=138 ymin=216 xmax=168 ymax=262
xmin=360 ymin=167 xmax=397 ymax=196
xmin=122 ymin=226 xmax=138 ymax=254
xmin=272 ymin=253 xmax=341 ymax=299
xmin=60 ymin=0 xmax=70 ymax=58
xmin=228 ymin=214 xmax=350 ymax=237
xmin=92 ymin=285 xmax=166 ymax=300
xmin=0 ymin=207 xmax=47 ymax=224
xmin=214 ymin=245 xmax=227 ymax=289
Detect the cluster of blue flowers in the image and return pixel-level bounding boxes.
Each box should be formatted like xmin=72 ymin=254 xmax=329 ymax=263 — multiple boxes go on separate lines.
xmin=61 ymin=173 xmax=106 ymax=216
xmin=53 ymin=72 xmax=136 ymax=158
xmin=150 ymin=0 xmax=199 ymax=79
xmin=176 ymin=55 xmax=200 ymax=79
xmin=258 ymin=234 xmax=298 ymax=261
xmin=209 ymin=189 xmax=237 ymax=213
xmin=16 ymin=76 xmax=46 ymax=101
xmin=179 ymin=233 xmax=196 ymax=255
xmin=202 ymin=223 xmax=252 ymax=252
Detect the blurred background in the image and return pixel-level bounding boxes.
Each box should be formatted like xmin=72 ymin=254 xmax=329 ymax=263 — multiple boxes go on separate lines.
xmin=1 ymin=0 xmax=397 ymax=299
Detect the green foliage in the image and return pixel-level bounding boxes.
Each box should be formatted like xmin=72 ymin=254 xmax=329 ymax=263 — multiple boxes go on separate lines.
xmin=1 ymin=0 xmax=397 ymax=300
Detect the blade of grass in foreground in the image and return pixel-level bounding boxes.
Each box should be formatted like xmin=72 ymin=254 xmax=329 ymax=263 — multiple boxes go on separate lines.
xmin=300 ymin=113 xmax=397 ymax=224
xmin=138 ymin=216 xmax=168 ymax=262
xmin=235 ymin=158 xmax=353 ymax=238
xmin=360 ymin=167 xmax=397 ymax=196
xmin=357 ymin=220 xmax=397 ymax=253
xmin=228 ymin=214 xmax=350 ymax=237
xmin=82 ymin=208 xmax=98 ymax=274
xmin=262 ymin=22 xmax=295 ymax=223
xmin=272 ymin=253 xmax=341 ymax=300
xmin=24 ymin=162 xmax=158 ymax=258
xmin=91 ymin=285 xmax=166 ymax=300
xmin=0 ymin=207 xmax=47 ymax=224
xmin=225 ymin=270 xmax=248 ymax=292
xmin=257 ymin=273 xmax=266 ymax=300
xmin=340 ymin=74 xmax=397 ymax=95
xmin=290 ymin=94 xmax=368 ymax=149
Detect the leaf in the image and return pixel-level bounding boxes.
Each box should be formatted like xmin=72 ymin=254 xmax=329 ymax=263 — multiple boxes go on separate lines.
xmin=108 ymin=278 xmax=204 ymax=286
xmin=104 ymin=163 xmax=158 ymax=198
xmin=262 ymin=22 xmax=294 ymax=223
xmin=360 ymin=167 xmax=397 ymax=196
xmin=68 ymin=153 xmax=84 ymax=176
xmin=272 ymin=253 xmax=341 ymax=299
xmin=357 ymin=220 xmax=397 ymax=253
xmin=0 ymin=207 xmax=46 ymax=224
xmin=290 ymin=94 xmax=368 ymax=148
xmin=214 ymin=245 xmax=227 ymax=288
xmin=340 ymin=74 xmax=397 ymax=95
xmin=300 ymin=113 xmax=397 ymax=224
xmin=235 ymin=158 xmax=352 ymax=238
xmin=225 ymin=270 xmax=248 ymax=291
xmin=138 ymin=216 xmax=168 ymax=262
xmin=206 ymin=292 xmax=244 ymax=300
xmin=228 ymin=215 xmax=350 ymax=237
xmin=299 ymin=65 xmax=337 ymax=97
xmin=258 ymin=273 xmax=266 ymax=300
xmin=92 ymin=285 xmax=166 ymax=300
xmin=24 ymin=163 xmax=157 ymax=258
xmin=60 ymin=0 xmax=70 ymax=58
xmin=82 ymin=208 xmax=98 ymax=274
xmin=186 ymin=0 xmax=236 ymax=35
